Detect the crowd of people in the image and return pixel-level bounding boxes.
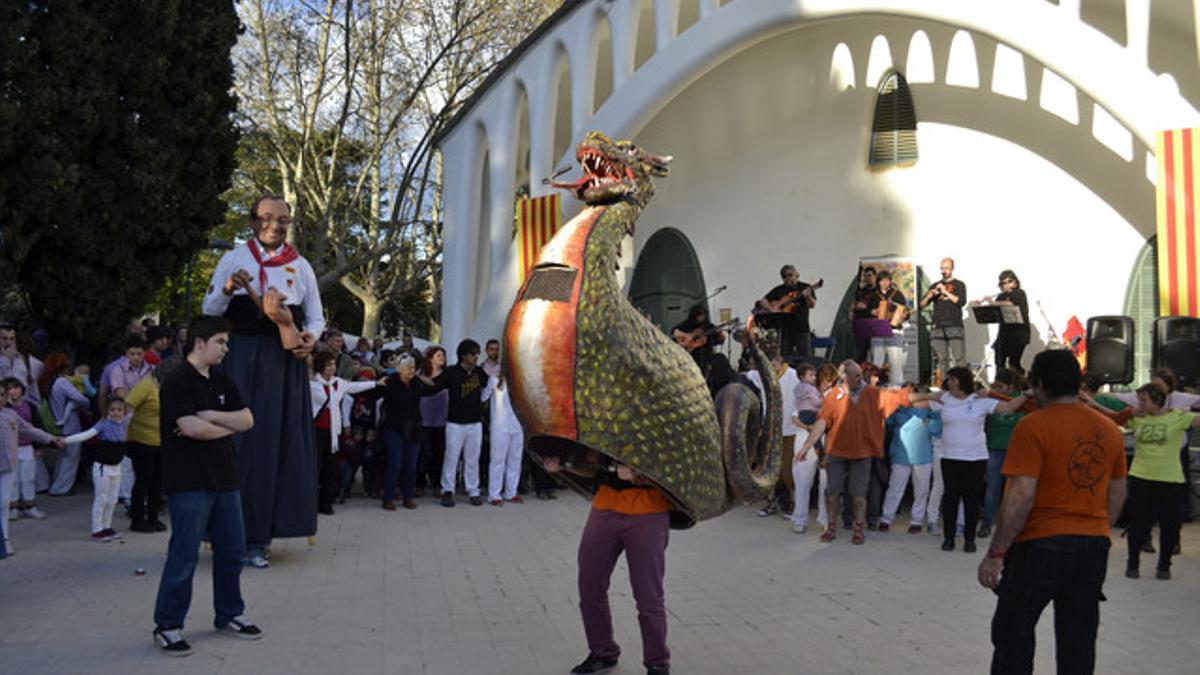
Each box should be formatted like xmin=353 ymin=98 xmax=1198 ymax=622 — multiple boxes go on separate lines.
xmin=1 ymin=191 xmax=1195 ymax=674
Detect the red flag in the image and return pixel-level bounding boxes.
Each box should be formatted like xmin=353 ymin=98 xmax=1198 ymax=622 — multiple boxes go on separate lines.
xmin=1063 ymin=315 xmax=1087 ymax=367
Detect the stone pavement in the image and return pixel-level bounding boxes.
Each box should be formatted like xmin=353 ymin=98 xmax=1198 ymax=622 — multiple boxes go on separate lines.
xmin=1 ymin=490 xmax=1197 ymax=675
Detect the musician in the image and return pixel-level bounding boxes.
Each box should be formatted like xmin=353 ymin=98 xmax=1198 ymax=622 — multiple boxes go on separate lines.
xmin=849 ymin=266 xmax=880 ymax=362
xmin=671 ymin=304 xmax=724 ymax=359
xmin=756 ymin=265 xmax=817 ymax=362
xmin=920 ymin=258 xmax=967 ymax=378
xmin=871 ymin=270 xmax=909 ymax=377
xmin=984 ymin=270 xmax=1030 ymax=374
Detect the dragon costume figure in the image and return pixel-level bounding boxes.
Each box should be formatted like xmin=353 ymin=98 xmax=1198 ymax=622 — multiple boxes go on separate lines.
xmin=503 ymin=132 xmax=781 ymax=529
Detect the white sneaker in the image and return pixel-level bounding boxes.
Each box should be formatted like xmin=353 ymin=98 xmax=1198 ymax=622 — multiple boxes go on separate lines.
xmin=21 ymin=506 xmax=46 ymax=520
xmin=3 ymin=538 xmax=12 ymax=554
xmin=244 ymin=554 xmax=269 ymax=569
xmin=7 ymin=508 xmax=18 ymax=521
xmin=792 ymin=523 xmax=807 ymax=534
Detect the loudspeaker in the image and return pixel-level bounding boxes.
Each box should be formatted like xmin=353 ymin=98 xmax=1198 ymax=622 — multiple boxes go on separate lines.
xmin=1086 ymin=316 xmax=1134 ymax=385
xmin=1153 ymin=316 xmax=1200 ymax=387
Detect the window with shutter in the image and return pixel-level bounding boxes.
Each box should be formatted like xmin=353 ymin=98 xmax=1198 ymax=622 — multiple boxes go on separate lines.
xmin=869 ymin=71 xmax=918 ymax=167
xmin=1122 ymin=236 xmax=1157 ymax=387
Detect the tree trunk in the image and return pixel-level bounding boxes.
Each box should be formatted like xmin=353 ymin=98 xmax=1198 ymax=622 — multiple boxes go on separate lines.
xmin=359 ymin=296 xmax=382 ymax=339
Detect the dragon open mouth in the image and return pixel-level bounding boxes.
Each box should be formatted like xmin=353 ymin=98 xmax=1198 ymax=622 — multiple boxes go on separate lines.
xmin=550 ymin=147 xmax=631 ymax=193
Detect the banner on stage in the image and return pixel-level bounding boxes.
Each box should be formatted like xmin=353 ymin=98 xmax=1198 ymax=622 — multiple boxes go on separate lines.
xmin=857 ymin=255 xmax=917 ymax=311
xmin=1155 ymin=128 xmax=1200 ymax=318
xmin=516 ymin=194 xmax=562 ymax=282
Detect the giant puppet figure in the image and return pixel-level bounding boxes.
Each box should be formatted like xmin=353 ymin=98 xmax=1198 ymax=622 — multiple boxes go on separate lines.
xmin=504 ymin=132 xmax=781 ymax=529
xmin=203 ymin=196 xmax=323 ymax=565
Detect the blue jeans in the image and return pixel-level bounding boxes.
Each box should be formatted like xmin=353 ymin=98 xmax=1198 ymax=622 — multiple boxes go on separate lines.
xmin=983 ymin=449 xmax=1006 ymax=526
xmin=153 ymin=490 xmax=247 ymax=629
xmin=382 ymin=430 xmax=421 ymax=502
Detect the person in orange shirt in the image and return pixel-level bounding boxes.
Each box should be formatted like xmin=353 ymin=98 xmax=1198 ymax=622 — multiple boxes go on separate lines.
xmin=545 ymin=451 xmax=672 ymax=675
xmin=978 ymin=350 xmax=1127 ymax=675
xmin=795 ymin=360 xmax=939 ymax=545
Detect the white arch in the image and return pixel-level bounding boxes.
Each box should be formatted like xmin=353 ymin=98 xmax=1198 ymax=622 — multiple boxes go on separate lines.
xmin=865 ymin=34 xmax=894 ymax=87
xmin=829 ymin=42 xmax=856 ymax=92
xmin=906 ymin=30 xmax=935 ymax=83
xmin=946 ymin=30 xmax=980 ymax=88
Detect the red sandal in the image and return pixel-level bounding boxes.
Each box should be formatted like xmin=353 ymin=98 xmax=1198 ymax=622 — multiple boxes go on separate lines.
xmin=852 ymin=522 xmax=866 ymax=545
xmin=819 ymin=525 xmax=837 ymax=542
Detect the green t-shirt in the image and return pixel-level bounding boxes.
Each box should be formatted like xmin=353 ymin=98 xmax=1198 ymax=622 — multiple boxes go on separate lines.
xmin=1129 ymin=410 xmax=1196 ymax=483
xmin=985 ymin=412 xmax=1025 ymax=451
xmin=1094 ymin=394 xmax=1128 ymax=413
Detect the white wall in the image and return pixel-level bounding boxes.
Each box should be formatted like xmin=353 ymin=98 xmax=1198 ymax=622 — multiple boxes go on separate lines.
xmin=629 ymin=21 xmax=1147 ymax=369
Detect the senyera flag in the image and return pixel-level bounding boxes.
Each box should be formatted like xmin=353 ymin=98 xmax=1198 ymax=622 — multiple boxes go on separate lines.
xmin=1156 ymin=128 xmax=1200 ymax=318
xmin=516 ymin=194 xmax=562 ymax=282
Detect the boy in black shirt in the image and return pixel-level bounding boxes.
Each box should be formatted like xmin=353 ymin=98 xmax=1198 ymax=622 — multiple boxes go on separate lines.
xmin=152 ymin=316 xmax=261 ymax=657
xmin=421 ymin=339 xmax=493 ymax=507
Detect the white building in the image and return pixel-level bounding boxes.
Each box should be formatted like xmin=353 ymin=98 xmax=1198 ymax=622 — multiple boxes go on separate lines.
xmin=436 ymin=0 xmax=1200 ymax=381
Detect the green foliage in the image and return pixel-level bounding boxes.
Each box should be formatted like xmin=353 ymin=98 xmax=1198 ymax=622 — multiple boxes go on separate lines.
xmin=0 ymin=1 xmax=239 ymax=347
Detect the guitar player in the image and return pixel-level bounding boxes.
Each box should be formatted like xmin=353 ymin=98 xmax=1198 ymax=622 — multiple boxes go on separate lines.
xmin=755 ymin=264 xmax=819 ymax=363
xmin=850 ymin=265 xmax=880 ymax=361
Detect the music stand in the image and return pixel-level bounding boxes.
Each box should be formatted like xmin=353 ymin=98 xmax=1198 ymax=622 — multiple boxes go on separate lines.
xmin=853 ymin=318 xmax=894 ymax=341
xmin=971 ymin=305 xmax=1024 ymax=325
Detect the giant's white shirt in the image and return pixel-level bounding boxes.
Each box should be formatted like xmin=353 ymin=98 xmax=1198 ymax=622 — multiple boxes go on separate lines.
xmin=202 ymin=243 xmax=326 ymax=337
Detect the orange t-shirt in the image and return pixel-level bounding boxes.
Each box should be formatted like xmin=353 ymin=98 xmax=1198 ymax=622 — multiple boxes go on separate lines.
xmin=817 ymin=386 xmax=911 ymax=459
xmin=592 ymin=485 xmax=672 ymax=515
xmin=1002 ymin=402 xmax=1127 ymax=543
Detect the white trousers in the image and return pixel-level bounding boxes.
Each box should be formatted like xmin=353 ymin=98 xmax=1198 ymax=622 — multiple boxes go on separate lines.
xmin=16 ymin=446 xmax=37 ymax=501
xmin=91 ymin=464 xmax=121 ymax=534
xmin=870 ymin=336 xmax=907 ymax=377
xmin=0 ymin=470 xmax=13 ymax=546
xmin=118 ymin=456 xmax=133 ymax=499
xmin=880 ymin=462 xmax=932 ymax=525
xmin=442 ymin=422 xmax=483 ymax=497
xmin=48 ymin=441 xmax=81 ymax=495
xmin=790 ymin=430 xmax=828 ymax=528
xmin=488 ymin=429 xmax=524 ymax=501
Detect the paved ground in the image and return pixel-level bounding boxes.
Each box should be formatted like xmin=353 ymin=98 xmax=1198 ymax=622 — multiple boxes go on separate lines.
xmin=1 ymin=489 xmax=1197 ymax=675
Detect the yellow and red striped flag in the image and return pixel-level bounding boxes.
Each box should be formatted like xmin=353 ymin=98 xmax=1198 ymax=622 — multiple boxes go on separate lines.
xmin=1156 ymin=128 xmax=1200 ymax=317
xmin=516 ymin=194 xmax=562 ymax=281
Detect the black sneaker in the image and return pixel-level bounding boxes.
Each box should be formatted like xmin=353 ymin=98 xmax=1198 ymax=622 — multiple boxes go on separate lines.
xmin=153 ymin=626 xmax=192 ymax=657
xmin=1125 ymin=567 xmax=1140 ymax=579
xmin=1156 ymin=568 xmax=1171 ymax=580
xmin=151 ymin=519 xmax=168 ymax=532
xmin=469 ymin=496 xmax=483 ymax=506
xmin=130 ymin=520 xmax=156 ymax=533
xmin=646 ymin=666 xmax=670 ymax=675
xmin=440 ymin=492 xmax=455 ymax=508
xmin=963 ymin=540 xmax=977 ymax=553
xmin=570 ymin=653 xmax=618 ymax=674
xmin=977 ymin=524 xmax=992 ymax=538
xmin=941 ymin=539 xmax=955 ymax=551
xmin=216 ymin=616 xmax=263 ymax=640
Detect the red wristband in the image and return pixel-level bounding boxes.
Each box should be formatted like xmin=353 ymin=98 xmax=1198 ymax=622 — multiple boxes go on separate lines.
xmin=987 ymin=549 xmax=1006 ymax=559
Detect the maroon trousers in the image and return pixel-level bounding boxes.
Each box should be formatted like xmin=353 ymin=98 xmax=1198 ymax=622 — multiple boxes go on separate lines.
xmin=577 ymin=508 xmax=670 ymax=668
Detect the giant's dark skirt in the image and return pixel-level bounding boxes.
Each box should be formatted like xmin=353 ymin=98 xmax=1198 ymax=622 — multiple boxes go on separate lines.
xmin=220 ymin=334 xmax=317 ymax=543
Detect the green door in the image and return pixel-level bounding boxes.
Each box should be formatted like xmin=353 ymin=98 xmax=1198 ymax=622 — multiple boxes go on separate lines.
xmin=629 ymin=227 xmax=708 ymax=332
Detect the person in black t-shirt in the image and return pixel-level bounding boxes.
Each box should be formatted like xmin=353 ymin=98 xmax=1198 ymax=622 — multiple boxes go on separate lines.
xmin=756 ymin=264 xmax=818 ymax=363
xmin=152 ymin=316 xmax=261 ymax=656
xmin=671 ymin=304 xmax=725 ymax=377
xmin=987 ymin=269 xmax=1030 ymax=373
xmin=420 ymin=339 xmax=494 ymax=507
xmin=920 ymin=257 xmax=967 ymax=376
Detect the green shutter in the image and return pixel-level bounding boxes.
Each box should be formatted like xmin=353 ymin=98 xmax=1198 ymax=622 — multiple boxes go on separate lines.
xmin=869 ymin=71 xmax=918 ymax=167
xmin=1122 ymin=237 xmax=1157 ymax=388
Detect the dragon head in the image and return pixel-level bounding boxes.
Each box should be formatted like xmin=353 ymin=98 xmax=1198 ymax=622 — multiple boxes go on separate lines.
xmin=549 ymin=131 xmax=672 ymax=210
